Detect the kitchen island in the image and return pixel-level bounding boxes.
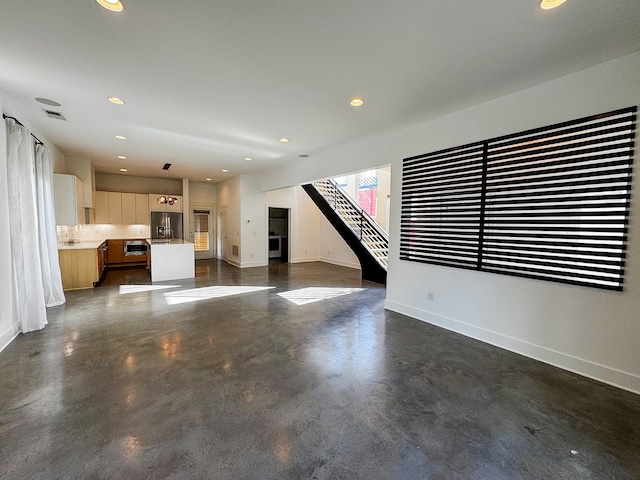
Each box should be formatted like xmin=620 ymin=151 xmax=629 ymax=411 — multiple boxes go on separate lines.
xmin=57 ymin=240 xmax=107 ymax=290
xmin=147 ymin=239 xmax=195 ymax=282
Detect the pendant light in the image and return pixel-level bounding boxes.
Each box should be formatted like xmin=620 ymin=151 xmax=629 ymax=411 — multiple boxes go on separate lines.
xmin=157 ymin=163 xmax=179 ymax=206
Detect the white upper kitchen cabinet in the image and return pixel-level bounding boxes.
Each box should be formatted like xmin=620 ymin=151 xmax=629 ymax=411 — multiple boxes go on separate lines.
xmin=121 ymin=193 xmax=136 ymax=224
xmin=95 ymin=191 xmax=109 ymax=223
xmin=53 ymin=174 xmax=86 ymax=226
xmin=119 ymin=193 xmax=150 ymax=224
xmin=96 ymin=191 xmax=122 ymax=224
xmin=135 ymin=194 xmax=150 ymax=224
xmin=108 ymin=192 xmax=122 ymax=224
xmin=95 ymin=191 xmax=151 ymax=225
xmin=123 ymin=193 xmax=150 ymax=224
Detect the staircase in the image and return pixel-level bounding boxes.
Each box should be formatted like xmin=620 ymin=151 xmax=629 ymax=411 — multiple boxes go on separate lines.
xmin=302 ymin=179 xmax=388 ymax=284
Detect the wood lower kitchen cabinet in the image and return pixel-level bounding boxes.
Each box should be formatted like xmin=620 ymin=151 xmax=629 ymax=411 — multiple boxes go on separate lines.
xmin=106 ymin=239 xmax=148 ymax=266
xmin=58 ymin=242 xmax=106 ymax=290
xmin=97 ymin=242 xmax=106 ymax=279
xmin=107 ymin=239 xmax=124 ymax=264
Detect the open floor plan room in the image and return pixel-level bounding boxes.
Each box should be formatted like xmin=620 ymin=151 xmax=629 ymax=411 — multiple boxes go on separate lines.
xmin=1 ymin=261 xmax=639 ymax=479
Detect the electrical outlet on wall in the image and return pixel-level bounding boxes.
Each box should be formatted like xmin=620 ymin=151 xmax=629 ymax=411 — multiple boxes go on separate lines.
xmin=428 ymin=291 xmax=435 ymax=301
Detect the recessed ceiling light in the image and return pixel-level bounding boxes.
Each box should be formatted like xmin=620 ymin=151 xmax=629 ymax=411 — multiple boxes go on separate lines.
xmin=96 ymin=0 xmax=124 ymax=12
xmin=244 ymin=157 xmax=252 ymax=161
xmin=108 ymin=96 xmax=125 ymax=105
xmin=115 ymin=135 xmax=126 ymax=140
xmin=35 ymin=97 xmax=61 ymax=107
xmin=540 ymin=0 xmax=567 ymax=9
xmin=350 ymin=97 xmax=364 ymax=107
xmin=222 ymin=169 xmax=229 ymax=173
xmin=117 ymin=155 xmax=127 ymax=159
xmin=205 ymin=178 xmax=212 ymax=181
xmin=279 ymin=137 xmax=289 ymax=143
xmin=120 ymin=168 xmax=127 ymax=172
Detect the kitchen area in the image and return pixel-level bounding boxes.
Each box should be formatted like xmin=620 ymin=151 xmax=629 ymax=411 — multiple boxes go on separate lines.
xmin=268 ymin=207 xmax=289 ymax=263
xmin=53 ymin=163 xmax=198 ymax=290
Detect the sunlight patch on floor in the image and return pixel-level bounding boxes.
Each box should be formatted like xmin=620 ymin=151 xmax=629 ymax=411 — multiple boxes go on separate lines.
xmin=164 ymin=286 xmax=275 ymax=305
xmin=119 ymin=285 xmax=182 ymax=294
xmin=277 ymin=287 xmax=364 ymax=306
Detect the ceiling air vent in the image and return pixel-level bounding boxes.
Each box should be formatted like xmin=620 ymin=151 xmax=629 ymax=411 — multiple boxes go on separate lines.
xmin=43 ymin=109 xmax=66 ymax=121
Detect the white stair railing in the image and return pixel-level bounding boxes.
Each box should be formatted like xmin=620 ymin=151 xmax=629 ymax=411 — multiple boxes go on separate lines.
xmin=313 ymin=179 xmax=389 ymax=269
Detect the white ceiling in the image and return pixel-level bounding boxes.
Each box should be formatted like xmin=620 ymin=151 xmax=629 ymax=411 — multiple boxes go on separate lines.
xmin=1 ymin=1 xmax=640 ymax=183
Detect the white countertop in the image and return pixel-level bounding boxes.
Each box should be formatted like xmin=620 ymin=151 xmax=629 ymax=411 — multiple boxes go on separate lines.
xmin=58 ymin=238 xmax=193 ymax=250
xmin=146 ymin=239 xmax=193 ymax=245
xmin=57 ymin=239 xmax=107 ymax=250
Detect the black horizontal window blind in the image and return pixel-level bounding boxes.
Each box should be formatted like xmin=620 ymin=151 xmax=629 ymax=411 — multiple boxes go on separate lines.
xmin=400 ymin=106 xmax=637 ymax=291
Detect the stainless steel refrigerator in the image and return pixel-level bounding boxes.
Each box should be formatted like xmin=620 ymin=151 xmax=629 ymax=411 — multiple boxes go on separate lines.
xmin=150 ymin=212 xmax=184 ymax=240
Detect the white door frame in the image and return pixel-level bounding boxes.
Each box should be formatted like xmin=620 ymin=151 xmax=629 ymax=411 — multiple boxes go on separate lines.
xmin=218 ymin=206 xmax=228 ymax=261
xmin=190 ymin=203 xmax=215 ymax=259
xmin=266 ymin=205 xmax=291 ymax=263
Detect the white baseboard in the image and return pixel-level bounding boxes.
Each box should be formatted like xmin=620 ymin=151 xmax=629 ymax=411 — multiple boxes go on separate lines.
xmin=384 ymin=299 xmax=640 ymax=396
xmin=224 ymin=258 xmax=241 ymax=268
xmin=0 ymin=324 xmax=19 ymax=353
xmin=290 ymin=256 xmax=320 ymax=264
xmin=318 ymin=256 xmax=361 ymax=270
xmin=240 ymin=260 xmax=268 ymax=268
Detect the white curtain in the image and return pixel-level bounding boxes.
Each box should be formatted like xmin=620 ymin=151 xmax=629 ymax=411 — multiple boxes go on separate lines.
xmin=6 ymin=119 xmax=48 ymax=333
xmin=35 ymin=144 xmax=65 ymax=307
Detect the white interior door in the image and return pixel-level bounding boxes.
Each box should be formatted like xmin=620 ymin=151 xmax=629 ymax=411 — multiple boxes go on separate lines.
xmin=191 ymin=205 xmax=214 ymax=259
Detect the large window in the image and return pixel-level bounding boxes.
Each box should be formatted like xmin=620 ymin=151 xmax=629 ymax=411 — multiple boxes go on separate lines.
xmin=400 ymin=107 xmax=637 ymax=291
xmin=358 ymin=170 xmax=378 ymax=217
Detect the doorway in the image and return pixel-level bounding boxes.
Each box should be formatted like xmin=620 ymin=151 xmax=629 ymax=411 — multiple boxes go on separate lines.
xmin=190 ymin=205 xmax=215 ymax=259
xmin=268 ymin=207 xmax=290 ymax=263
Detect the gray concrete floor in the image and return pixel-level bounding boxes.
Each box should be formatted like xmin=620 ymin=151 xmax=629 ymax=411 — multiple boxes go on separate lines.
xmin=1 ymin=260 xmax=639 ymax=479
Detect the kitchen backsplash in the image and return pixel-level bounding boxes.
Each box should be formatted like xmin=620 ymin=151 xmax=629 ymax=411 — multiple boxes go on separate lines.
xmin=57 ymin=224 xmax=150 ymax=242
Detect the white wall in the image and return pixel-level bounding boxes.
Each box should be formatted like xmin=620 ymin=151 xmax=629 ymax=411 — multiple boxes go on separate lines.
xmin=255 ymin=51 xmax=640 ymax=394
xmin=182 ymin=179 xmax=190 ymax=242
xmin=216 ymin=175 xmax=242 ymax=266
xmin=219 ymin=174 xmax=359 ymax=269
xmin=239 ymin=174 xmax=267 ymax=267
xmin=237 ymin=176 xmax=359 ymax=269
xmin=65 ymin=156 xmax=94 ymax=207
xmin=264 ymin=184 xmax=359 ymax=268
xmin=318 ymin=214 xmax=360 ymax=269
xmin=96 ymin=172 xmax=182 ymax=195
xmin=189 ymin=181 xmax=216 ymax=205
xmin=52 ymin=146 xmax=65 ymax=174
xmin=264 ymin=186 xmax=320 ymax=264
xmin=375 ymin=167 xmax=391 ymax=232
